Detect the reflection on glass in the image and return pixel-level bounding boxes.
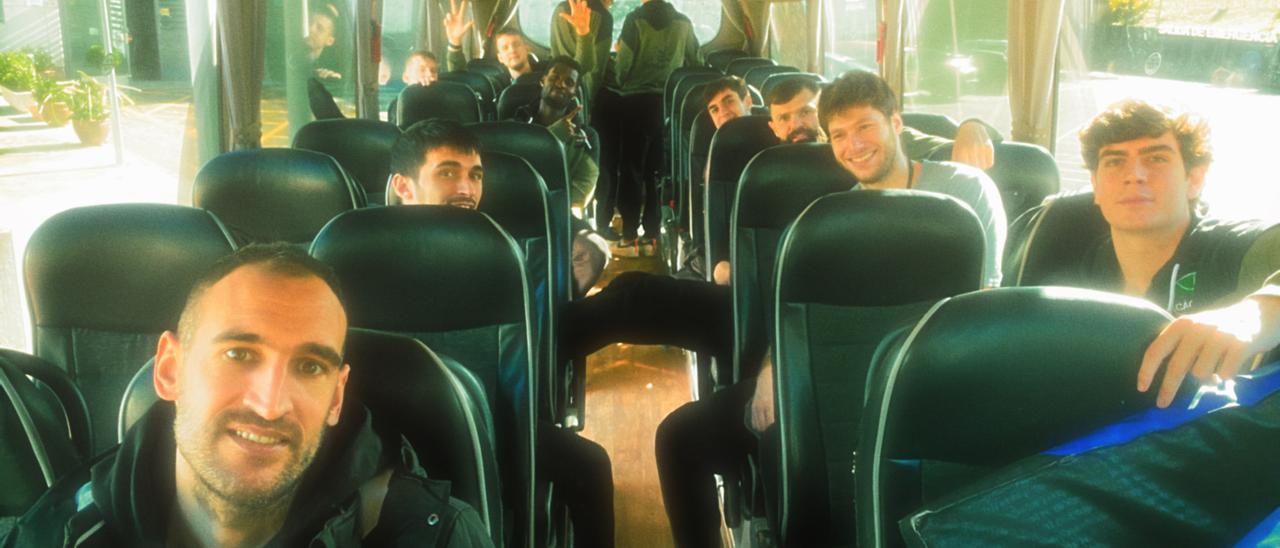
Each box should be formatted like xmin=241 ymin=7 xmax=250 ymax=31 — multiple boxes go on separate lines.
xmin=1055 ymin=0 xmax=1280 ymax=221
xmin=824 ymin=0 xmax=878 ymax=78
xmin=901 ymin=0 xmax=1011 ymax=137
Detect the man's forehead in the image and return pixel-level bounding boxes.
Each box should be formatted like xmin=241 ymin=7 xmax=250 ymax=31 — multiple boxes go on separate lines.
xmin=498 ymin=34 xmax=524 ymax=48
xmin=1098 ymin=131 xmax=1178 ymax=156
xmin=771 ymin=89 xmax=816 ymax=114
xmin=193 ymin=266 xmax=347 ymax=335
xmin=827 ymin=104 xmax=885 ymax=126
xmin=709 ymin=89 xmax=739 ymax=106
xmin=423 ymin=147 xmax=482 ymax=168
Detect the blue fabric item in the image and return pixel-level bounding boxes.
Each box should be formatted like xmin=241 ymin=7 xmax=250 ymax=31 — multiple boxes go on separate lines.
xmin=1235 ymin=506 xmax=1280 ymax=547
xmin=1045 ymin=364 xmax=1280 ymax=456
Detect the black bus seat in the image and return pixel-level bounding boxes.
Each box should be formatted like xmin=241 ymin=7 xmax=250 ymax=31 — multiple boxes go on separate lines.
xmin=309 ymin=205 xmax=537 ymax=545
xmin=667 ymin=72 xmax=721 ymax=183
xmin=474 ymin=151 xmax=562 ymax=423
xmin=0 ymin=349 xmax=85 ymax=520
xmin=928 ymin=141 xmax=1061 ymax=224
xmin=194 ymin=148 xmax=362 ymax=245
xmin=24 ymin=204 xmax=236 ymax=454
xmin=729 ymin=143 xmax=855 ymax=384
xmin=396 ymin=81 xmax=483 ymax=129
xmin=292 ymin=118 xmax=400 ymax=207
xmin=856 ymin=287 xmax=1173 ymax=548
xmin=726 ymin=57 xmax=774 ymax=78
xmin=771 ymin=190 xmax=986 ymax=547
xmin=702 ymin=115 xmax=776 ymax=273
xmin=706 ymin=49 xmax=749 ymax=72
xmin=440 ymin=70 xmax=498 ymax=121
xmin=664 ymin=66 xmax=721 ymax=124
xmin=744 ymin=64 xmax=799 ymax=91
xmin=1003 ymin=190 xmax=1108 ymax=288
xmin=681 ymin=109 xmax=716 ymax=265
xmin=497 ymin=82 xmax=540 ymax=121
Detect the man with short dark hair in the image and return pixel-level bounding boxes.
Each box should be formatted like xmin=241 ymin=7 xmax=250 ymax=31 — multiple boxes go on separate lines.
xmin=701 ymin=76 xmax=753 ymax=130
xmin=2 ymin=244 xmax=492 ymax=547
xmin=390 ymin=119 xmax=484 ymax=208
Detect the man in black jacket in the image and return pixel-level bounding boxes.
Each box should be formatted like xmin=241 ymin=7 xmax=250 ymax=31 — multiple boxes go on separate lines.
xmin=3 ymin=244 xmax=491 ymax=547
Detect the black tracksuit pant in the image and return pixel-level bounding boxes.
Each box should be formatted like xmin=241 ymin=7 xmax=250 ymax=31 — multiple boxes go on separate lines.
xmin=592 ymin=91 xmax=664 ymax=238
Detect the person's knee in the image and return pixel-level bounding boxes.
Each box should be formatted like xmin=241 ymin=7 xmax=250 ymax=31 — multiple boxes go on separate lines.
xmin=655 ymin=401 xmax=702 ymax=464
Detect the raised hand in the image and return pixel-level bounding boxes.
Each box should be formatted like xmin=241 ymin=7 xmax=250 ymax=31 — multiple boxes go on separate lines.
xmin=445 ymin=0 xmax=474 ymax=47
xmin=558 ymin=0 xmax=593 ymax=37
xmin=951 ymin=119 xmax=995 ymax=170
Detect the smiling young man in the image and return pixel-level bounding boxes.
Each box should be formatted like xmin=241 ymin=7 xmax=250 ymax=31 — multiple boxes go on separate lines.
xmin=3 ymin=244 xmax=491 ymax=547
xmin=390 ymin=119 xmax=485 ymax=209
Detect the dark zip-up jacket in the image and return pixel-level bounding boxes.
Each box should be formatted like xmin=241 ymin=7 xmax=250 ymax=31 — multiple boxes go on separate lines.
xmin=2 ymin=402 xmax=492 ymax=547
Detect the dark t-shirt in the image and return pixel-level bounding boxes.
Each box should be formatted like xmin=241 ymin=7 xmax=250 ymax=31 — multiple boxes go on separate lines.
xmin=1080 ymin=216 xmax=1280 ymax=315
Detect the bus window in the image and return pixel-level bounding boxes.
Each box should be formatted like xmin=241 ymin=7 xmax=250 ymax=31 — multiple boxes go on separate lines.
xmin=768 ymin=2 xmax=808 ymax=70
xmin=264 ymin=0 xmax=359 ymax=145
xmin=1055 ymin=0 xmax=1280 ymax=221
xmin=823 ymin=0 xmax=878 ymax=78
xmin=901 ymin=0 xmax=1012 ymax=139
xmin=518 ymin=0 xmax=721 ymax=49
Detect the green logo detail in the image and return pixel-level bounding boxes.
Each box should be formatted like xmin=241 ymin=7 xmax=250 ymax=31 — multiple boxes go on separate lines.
xmin=1176 ymin=272 xmax=1197 ymax=293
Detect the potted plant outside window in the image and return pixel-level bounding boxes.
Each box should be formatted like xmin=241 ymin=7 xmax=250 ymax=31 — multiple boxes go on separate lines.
xmin=67 ymin=72 xmax=113 ymax=145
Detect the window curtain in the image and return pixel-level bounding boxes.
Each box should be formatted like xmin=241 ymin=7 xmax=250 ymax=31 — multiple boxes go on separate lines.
xmin=879 ymin=0 xmax=906 ymax=98
xmin=355 ymin=0 xmax=380 ymax=118
xmin=217 ymin=0 xmax=266 ymax=150
xmin=1008 ymin=0 xmax=1065 ymax=147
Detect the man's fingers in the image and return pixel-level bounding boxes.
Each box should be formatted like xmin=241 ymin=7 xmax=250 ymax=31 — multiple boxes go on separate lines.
xmin=1139 ymin=320 xmax=1187 ymax=392
xmin=1189 ymin=333 xmax=1231 ymax=383
xmin=1156 ymin=327 xmax=1211 ymax=407
xmin=558 ymin=12 xmax=572 ymax=23
xmin=450 ymin=0 xmax=458 ymax=15
xmin=979 ymin=145 xmax=994 ymax=170
xmin=1219 ymin=344 xmax=1252 ymax=382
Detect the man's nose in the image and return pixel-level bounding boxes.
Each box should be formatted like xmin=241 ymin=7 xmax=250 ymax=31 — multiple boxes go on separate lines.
xmin=1124 ymin=161 xmax=1148 ymax=184
xmin=243 ymin=359 xmax=292 ymax=421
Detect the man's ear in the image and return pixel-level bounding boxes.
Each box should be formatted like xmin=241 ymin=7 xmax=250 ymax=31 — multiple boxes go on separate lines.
xmin=390 ymin=173 xmax=416 ymax=204
xmin=154 ymin=331 xmax=181 ymax=402
xmin=1186 ymin=163 xmax=1209 ymax=201
xmin=768 ymin=119 xmax=780 ymax=140
xmin=327 ymin=364 xmax=351 ymax=426
xmin=743 ymin=93 xmax=753 ymax=108
xmin=891 ymin=111 xmax=903 ymax=135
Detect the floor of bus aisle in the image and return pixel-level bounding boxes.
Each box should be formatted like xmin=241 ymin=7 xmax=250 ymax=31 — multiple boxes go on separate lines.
xmin=578 ymin=240 xmax=692 ymax=547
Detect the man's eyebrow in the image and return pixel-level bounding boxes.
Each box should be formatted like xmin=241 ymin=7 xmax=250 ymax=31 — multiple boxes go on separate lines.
xmin=213 ymin=331 xmax=262 ymax=344
xmin=1138 ymin=144 xmax=1175 ymax=155
xmin=1099 ymin=149 xmax=1128 ymax=158
xmin=299 ymin=342 xmax=343 ymax=368
xmin=433 ymin=160 xmax=463 ymax=170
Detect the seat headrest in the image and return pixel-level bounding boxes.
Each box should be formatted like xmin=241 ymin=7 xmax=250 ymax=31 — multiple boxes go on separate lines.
xmin=397 ymin=81 xmax=482 ymax=128
xmin=292 ymin=118 xmax=400 ymax=197
xmin=679 ymin=83 xmax=710 ymax=126
xmin=497 ymin=83 xmax=540 ymax=120
xmin=706 ymin=49 xmax=749 ymax=71
xmin=468 ymin=121 xmax=568 ymax=193
xmin=1008 ymin=190 xmax=1109 ymax=287
xmin=475 ymin=151 xmax=549 ymax=241
xmin=706 ymin=115 xmax=776 ymax=183
xmin=736 ymin=142 xmax=855 ymax=228
xmin=25 ymin=204 xmax=235 ymax=332
xmin=726 ymin=57 xmax=775 ymax=77
xmin=744 ymin=64 xmax=799 ymax=89
xmin=879 ymin=286 xmax=1173 ymax=464
xmin=194 ymin=148 xmax=360 ymax=245
xmin=309 ymin=206 xmax=527 ymax=332
xmin=930 ymin=141 xmax=1061 ymax=223
xmin=778 ymin=190 xmax=985 ymax=306
xmin=439 ymin=71 xmax=495 ymax=101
